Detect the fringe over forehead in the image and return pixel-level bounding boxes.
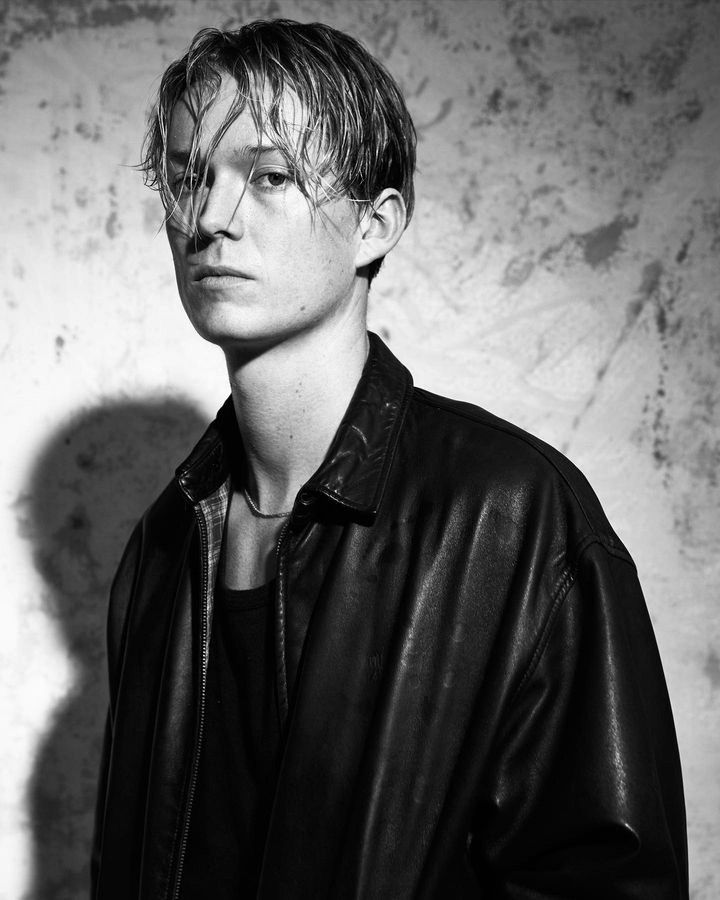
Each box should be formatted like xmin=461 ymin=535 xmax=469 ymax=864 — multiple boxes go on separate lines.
xmin=141 ymin=19 xmax=416 ymax=222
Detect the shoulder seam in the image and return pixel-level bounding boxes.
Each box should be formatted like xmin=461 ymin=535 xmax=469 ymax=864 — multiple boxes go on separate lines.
xmin=411 ymin=387 xmax=623 ymax=550
xmin=509 ymin=536 xmax=634 ymax=707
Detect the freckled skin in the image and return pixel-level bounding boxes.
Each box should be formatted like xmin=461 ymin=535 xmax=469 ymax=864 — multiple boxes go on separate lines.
xmin=165 ymin=76 xmax=368 ymax=356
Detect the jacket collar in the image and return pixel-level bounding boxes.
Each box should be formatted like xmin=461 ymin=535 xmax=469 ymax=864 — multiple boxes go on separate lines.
xmin=175 ymin=332 xmax=413 ymax=520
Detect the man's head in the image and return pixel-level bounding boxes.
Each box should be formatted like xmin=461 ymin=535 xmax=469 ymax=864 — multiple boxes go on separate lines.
xmin=141 ymin=19 xmax=416 ymax=283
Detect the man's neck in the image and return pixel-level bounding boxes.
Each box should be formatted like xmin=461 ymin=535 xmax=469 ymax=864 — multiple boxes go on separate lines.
xmin=224 ymin=320 xmax=369 ymax=514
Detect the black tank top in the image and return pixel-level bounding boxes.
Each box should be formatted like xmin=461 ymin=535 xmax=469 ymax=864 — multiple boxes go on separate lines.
xmin=180 ymin=578 xmax=280 ymax=898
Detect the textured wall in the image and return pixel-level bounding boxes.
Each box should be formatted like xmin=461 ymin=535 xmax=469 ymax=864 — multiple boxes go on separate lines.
xmin=1 ymin=1 xmax=718 ymax=897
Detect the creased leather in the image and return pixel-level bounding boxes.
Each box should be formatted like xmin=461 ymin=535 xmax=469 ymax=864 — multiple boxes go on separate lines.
xmin=92 ymin=333 xmax=688 ymax=899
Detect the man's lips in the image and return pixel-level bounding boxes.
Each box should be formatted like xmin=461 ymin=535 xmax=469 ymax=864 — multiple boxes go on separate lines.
xmin=192 ymin=264 xmax=252 ymax=281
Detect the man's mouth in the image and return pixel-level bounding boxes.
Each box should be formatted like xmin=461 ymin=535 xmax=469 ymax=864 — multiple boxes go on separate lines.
xmin=193 ymin=265 xmax=251 ymax=282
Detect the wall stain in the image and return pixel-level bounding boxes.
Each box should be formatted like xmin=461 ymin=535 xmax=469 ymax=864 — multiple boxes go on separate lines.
xmin=642 ymin=25 xmax=695 ymax=94
xmin=0 ymin=0 xmax=174 ymax=88
xmin=699 ymin=199 xmax=720 ymax=252
xmin=692 ymin=438 xmax=720 ymax=489
xmin=704 ymin=646 xmax=720 ymax=690
xmin=564 ymin=258 xmax=664 ymax=450
xmin=615 ymin=86 xmax=635 ymax=106
xmin=477 ymin=86 xmax=520 ymax=126
xmin=640 ymin=264 xmax=677 ymax=480
xmin=105 ymin=182 xmax=120 ymax=239
xmin=105 ymin=210 xmax=119 ymax=239
xmin=87 ymin=2 xmax=172 ymax=28
xmin=502 ymin=253 xmax=534 ymax=288
xmin=651 ymin=383 xmax=670 ymax=471
xmin=75 ymin=121 xmax=102 ymax=142
xmin=412 ymin=75 xmax=429 ymax=97
xmin=460 ymin=193 xmax=476 ymax=224
xmin=673 ymin=94 xmax=704 ymax=124
xmin=487 ymin=87 xmax=504 ymax=114
xmin=676 ymin=233 xmax=693 ymax=264
xmin=507 ymin=28 xmax=553 ymax=109
xmin=550 ymin=14 xmax=606 ymax=37
xmin=580 ymin=215 xmax=638 ymax=269
xmin=416 ymin=97 xmax=454 ymax=133
xmin=636 ymin=261 xmax=664 ymax=315
xmin=368 ymin=13 xmax=399 ymax=62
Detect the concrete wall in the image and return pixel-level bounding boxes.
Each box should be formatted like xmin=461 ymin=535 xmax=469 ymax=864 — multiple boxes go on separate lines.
xmin=1 ymin=0 xmax=718 ymax=896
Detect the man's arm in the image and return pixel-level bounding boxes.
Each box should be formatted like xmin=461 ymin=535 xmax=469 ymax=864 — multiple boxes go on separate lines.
xmin=470 ymin=539 xmax=688 ymax=898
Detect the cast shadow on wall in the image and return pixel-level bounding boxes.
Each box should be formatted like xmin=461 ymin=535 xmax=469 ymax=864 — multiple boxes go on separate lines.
xmin=23 ymin=397 xmax=208 ymax=900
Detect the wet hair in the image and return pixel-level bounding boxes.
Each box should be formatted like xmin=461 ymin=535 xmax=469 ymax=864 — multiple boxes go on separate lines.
xmin=141 ymin=19 xmax=416 ymax=280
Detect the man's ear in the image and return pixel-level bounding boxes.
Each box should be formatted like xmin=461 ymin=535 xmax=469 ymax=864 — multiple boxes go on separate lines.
xmin=354 ymin=189 xmax=407 ymax=270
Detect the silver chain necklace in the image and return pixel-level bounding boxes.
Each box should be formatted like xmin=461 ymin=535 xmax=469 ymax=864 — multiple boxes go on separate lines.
xmin=242 ymin=486 xmax=293 ymax=519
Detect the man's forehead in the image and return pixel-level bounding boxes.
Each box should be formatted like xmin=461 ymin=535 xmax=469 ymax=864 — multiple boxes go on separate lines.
xmin=167 ymin=74 xmax=307 ymax=152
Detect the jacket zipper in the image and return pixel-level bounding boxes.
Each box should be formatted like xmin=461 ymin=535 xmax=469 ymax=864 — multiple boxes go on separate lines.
xmin=254 ymin=517 xmax=293 ymax=899
xmin=169 ymin=505 xmax=211 ymax=900
xmin=273 ymin=519 xmax=292 ymax=724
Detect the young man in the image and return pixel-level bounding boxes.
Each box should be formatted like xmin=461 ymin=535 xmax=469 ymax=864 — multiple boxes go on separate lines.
xmin=92 ymin=20 xmax=688 ymax=899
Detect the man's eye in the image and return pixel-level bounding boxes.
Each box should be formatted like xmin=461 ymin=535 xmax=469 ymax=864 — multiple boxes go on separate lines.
xmin=172 ymin=171 xmax=201 ymax=192
xmin=255 ymin=170 xmax=290 ymax=190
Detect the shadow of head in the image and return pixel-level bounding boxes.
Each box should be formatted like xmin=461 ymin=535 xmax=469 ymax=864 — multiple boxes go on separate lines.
xmin=20 ymin=396 xmax=208 ymax=900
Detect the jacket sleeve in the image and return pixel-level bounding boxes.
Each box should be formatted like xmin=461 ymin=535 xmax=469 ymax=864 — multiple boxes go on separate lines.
xmin=470 ymin=538 xmax=688 ymax=899
xmin=90 ymin=520 xmax=144 ymax=898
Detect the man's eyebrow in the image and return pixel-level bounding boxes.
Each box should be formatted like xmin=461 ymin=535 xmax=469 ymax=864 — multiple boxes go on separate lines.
xmin=237 ymin=143 xmax=282 ymax=157
xmin=166 ymin=144 xmax=283 ymax=167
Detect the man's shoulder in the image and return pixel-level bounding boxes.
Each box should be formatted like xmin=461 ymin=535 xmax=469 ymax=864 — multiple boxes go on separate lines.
xmin=402 ymin=385 xmax=627 ymax=556
xmin=409 ymin=385 xmax=576 ymax=475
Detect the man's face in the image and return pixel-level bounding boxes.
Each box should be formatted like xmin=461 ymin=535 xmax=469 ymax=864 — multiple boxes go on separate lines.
xmin=165 ymin=74 xmax=367 ymax=353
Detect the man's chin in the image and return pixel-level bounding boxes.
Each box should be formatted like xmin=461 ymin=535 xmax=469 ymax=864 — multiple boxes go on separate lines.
xmin=188 ymin=319 xmax=280 ymax=355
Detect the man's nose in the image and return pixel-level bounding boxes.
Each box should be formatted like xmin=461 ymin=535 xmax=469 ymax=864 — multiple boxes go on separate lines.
xmin=195 ymin=177 xmax=246 ymax=240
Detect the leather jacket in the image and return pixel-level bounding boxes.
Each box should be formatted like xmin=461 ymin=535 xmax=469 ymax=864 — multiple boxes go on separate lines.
xmin=92 ymin=333 xmax=688 ymax=899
